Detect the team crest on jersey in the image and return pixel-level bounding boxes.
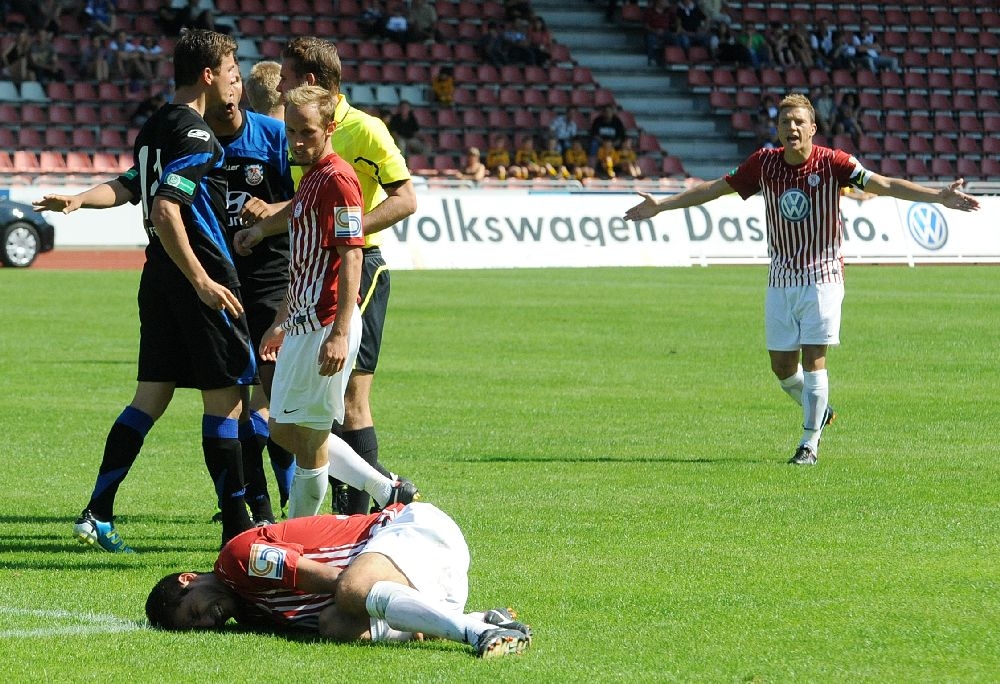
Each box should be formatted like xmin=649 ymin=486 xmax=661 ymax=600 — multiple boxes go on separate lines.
xmin=244 ymin=164 xmax=264 ymax=186
xmin=187 ymin=129 xmax=211 ymax=141
xmin=807 ymin=173 xmax=821 ymax=187
xmin=334 ymin=206 xmax=363 ymax=238
xmin=778 ymin=188 xmax=810 ymax=222
xmin=248 ymin=543 xmax=287 ymax=580
xmin=293 ymin=201 xmax=304 ymax=218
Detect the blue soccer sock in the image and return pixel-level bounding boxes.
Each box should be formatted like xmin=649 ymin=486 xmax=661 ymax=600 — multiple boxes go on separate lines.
xmin=87 ymin=406 xmax=155 ymax=520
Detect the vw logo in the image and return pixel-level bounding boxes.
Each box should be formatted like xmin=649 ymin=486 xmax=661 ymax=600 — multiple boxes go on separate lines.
xmin=906 ymin=204 xmax=948 ymax=251
xmin=778 ymin=188 xmax=810 ymax=222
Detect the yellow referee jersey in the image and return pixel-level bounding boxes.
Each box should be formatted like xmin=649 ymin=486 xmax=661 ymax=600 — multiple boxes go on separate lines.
xmin=291 ymin=94 xmax=410 ymax=247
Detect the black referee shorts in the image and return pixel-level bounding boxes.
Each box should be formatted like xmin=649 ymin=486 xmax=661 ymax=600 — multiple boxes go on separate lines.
xmin=136 ymin=270 xmax=257 ymax=390
xmin=355 ymin=247 xmax=390 ymax=374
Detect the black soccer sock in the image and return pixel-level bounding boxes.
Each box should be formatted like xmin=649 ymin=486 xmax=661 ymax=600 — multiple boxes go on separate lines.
xmin=240 ymin=414 xmax=274 ymax=522
xmin=328 ymin=421 xmax=346 ymax=513
xmin=342 ymin=426 xmax=380 ymax=515
xmin=87 ymin=406 xmax=155 ymax=521
xmin=266 ymin=438 xmax=294 ymax=509
xmin=203 ymin=416 xmax=252 ymax=544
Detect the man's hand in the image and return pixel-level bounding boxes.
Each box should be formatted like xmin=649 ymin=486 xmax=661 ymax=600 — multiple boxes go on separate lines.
xmin=195 ymin=280 xmax=244 ymax=317
xmin=624 ymin=192 xmax=661 ymax=221
xmin=940 ymin=179 xmax=980 ymax=212
xmin=233 ymin=226 xmax=263 ymax=256
xmin=318 ymin=330 xmax=349 ymax=377
xmin=240 ymin=197 xmax=280 ymax=225
xmin=33 ymin=194 xmax=83 ymax=214
xmin=259 ymin=325 xmax=284 ymax=362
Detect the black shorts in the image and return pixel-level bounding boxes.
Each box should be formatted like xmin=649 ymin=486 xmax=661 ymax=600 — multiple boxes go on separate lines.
xmin=243 ymin=286 xmax=285 ymax=367
xmin=355 ymin=247 xmax=390 ymax=374
xmin=136 ymin=269 xmax=258 ymax=390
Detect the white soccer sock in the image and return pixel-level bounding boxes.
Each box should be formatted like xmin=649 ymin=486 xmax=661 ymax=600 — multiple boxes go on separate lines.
xmin=801 ymin=369 xmax=829 ymax=450
xmin=326 ymin=435 xmax=394 ymax=506
xmin=368 ymin=617 xmax=414 ymax=642
xmin=366 ymin=581 xmax=487 ymax=645
xmin=288 ymin=465 xmax=328 ymax=518
xmin=779 ymin=365 xmax=804 ymax=405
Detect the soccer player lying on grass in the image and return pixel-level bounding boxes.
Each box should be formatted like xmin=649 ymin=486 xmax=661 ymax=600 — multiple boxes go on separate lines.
xmin=145 ymin=502 xmax=532 ymax=659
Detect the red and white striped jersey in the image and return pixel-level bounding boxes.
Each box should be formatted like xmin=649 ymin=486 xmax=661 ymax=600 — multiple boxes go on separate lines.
xmin=283 ymin=153 xmax=365 ymax=335
xmin=214 ymin=505 xmax=404 ymax=629
xmin=726 ymin=145 xmax=871 ymax=287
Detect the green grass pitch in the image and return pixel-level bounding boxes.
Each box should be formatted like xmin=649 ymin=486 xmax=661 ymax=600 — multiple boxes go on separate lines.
xmin=1 ymin=265 xmax=998 ymax=682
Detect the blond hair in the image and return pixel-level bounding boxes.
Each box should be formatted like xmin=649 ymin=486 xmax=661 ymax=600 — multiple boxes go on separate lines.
xmin=245 ymin=60 xmax=282 ymax=116
xmin=778 ymin=92 xmax=816 ymax=123
xmin=283 ymin=85 xmax=336 ymax=126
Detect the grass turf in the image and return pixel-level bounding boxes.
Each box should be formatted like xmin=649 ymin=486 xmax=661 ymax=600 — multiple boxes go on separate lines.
xmin=0 ymin=266 xmax=997 ymax=682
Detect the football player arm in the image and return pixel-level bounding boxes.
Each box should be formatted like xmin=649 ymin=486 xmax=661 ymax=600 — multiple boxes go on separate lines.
xmin=318 ymin=245 xmax=363 ymax=377
xmin=863 ymin=175 xmax=980 ymax=211
xmin=624 ymin=177 xmax=734 ymax=220
xmin=32 ymin=180 xmax=134 ymax=214
xmin=233 ymin=201 xmax=292 ymax=255
xmin=361 ymin=179 xmax=417 ymax=236
xmin=292 ymin=555 xmax=345 ymax=594
xmin=151 ymin=196 xmax=244 ymax=316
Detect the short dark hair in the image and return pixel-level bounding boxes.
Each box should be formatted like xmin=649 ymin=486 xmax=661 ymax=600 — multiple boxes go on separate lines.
xmin=282 ymin=37 xmax=342 ymax=93
xmin=145 ymin=573 xmax=189 ymax=630
xmin=173 ymin=29 xmax=238 ymax=87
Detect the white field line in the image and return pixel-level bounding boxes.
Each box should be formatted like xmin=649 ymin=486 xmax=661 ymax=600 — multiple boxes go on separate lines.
xmin=0 ymin=606 xmax=143 ymax=638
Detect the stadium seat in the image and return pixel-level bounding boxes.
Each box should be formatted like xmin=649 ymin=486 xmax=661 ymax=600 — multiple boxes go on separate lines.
xmin=957 ymin=136 xmax=982 ymax=158
xmin=19 ymin=81 xmax=48 ymax=103
xmin=13 ymin=150 xmax=40 ymax=171
xmin=17 ymin=127 xmax=44 ymax=149
xmin=72 ymin=128 xmax=97 ymax=149
xmin=404 ymin=64 xmax=429 ymax=83
xmin=463 ymin=132 xmax=487 ymax=151
xmin=499 ymin=65 xmax=524 ymax=85
xmin=382 ymin=42 xmax=405 ymax=61
xmin=712 ymin=69 xmax=737 ymax=91
xmin=930 ymin=158 xmax=955 ymax=179
xmin=461 ymin=109 xmax=486 ymax=128
xmin=0 ymin=126 xmax=14 ymax=149
xmin=687 ymin=68 xmax=711 ymax=91
xmin=807 ymin=68 xmax=829 ymax=87
xmin=908 ymin=136 xmax=932 ymax=154
xmin=878 ymin=157 xmax=904 ymax=177
xmin=99 ymin=128 xmax=127 ymax=149
xmin=956 ymin=114 xmax=982 ymax=136
xmin=522 ymin=89 xmax=546 ymax=108
xmin=487 ymin=109 xmax=512 ymax=129
xmin=382 ymin=64 xmax=406 ymax=83
xmin=882 ymin=135 xmax=908 ymax=157
xmin=433 ymin=154 xmax=457 ymax=174
xmin=513 ymin=110 xmax=536 ymax=130
xmin=39 ymin=151 xmax=67 ymax=172
xmin=44 ymin=128 xmax=71 ymax=149
xmin=984 ymin=158 xmax=1000 ymax=180
xmin=475 ymin=86 xmax=499 ymax=106
xmin=546 ymin=89 xmax=570 ymax=107
xmin=956 ymin=158 xmax=980 ymax=180
xmin=783 ymin=67 xmax=807 ymax=88
xmin=932 ymin=137 xmax=958 ymax=158
xmin=905 ymin=157 xmax=931 ymax=179
xmin=437 ymin=131 xmax=462 ymax=152
xmin=92 ymin=152 xmax=122 ymax=173
xmin=709 ymin=91 xmax=734 ymax=111
xmin=734 ymin=91 xmax=758 ymax=110
xmin=638 ymin=133 xmax=661 ymax=153
xmin=731 ymin=112 xmax=753 ymax=132
xmin=933 ymin=114 xmax=959 ymax=134
xmin=661 ymin=156 xmax=686 ymax=178
xmin=498 ymin=89 xmax=523 ymax=107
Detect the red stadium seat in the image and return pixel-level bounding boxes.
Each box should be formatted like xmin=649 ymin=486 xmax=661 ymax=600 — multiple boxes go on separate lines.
xmin=930 ymin=158 xmax=955 ymax=179
xmin=39 ymin=151 xmax=68 ymax=172
xmin=731 ymin=112 xmax=753 ymax=132
xmin=461 ymin=109 xmax=486 ymax=128
xmin=905 ymin=157 xmax=931 ymax=178
xmin=932 ymin=136 xmax=957 ymax=158
xmin=956 ymin=158 xmax=980 ymax=180
xmin=687 ymin=68 xmax=711 ymax=91
xmin=983 ymin=158 xmax=1000 ymax=180
xmin=638 ymin=133 xmax=661 ymax=153
xmin=17 ymin=127 xmax=44 ymax=149
xmin=437 ymin=132 xmax=462 ymax=152
xmin=956 ymin=114 xmax=982 ymax=135
xmin=661 ymin=156 xmax=686 ymax=178
xmin=709 ymin=91 xmax=734 ymax=110
xmin=13 ymin=150 xmax=40 ymax=170
xmin=65 ymin=151 xmax=94 ymax=172
xmin=44 ymin=128 xmax=70 ymax=149
xmin=498 ymin=89 xmax=523 ymax=107
xmin=882 ymin=135 xmax=908 ymax=157
xmin=877 ymin=157 xmax=904 ymax=177
xmin=522 ymin=89 xmax=546 ymax=108
xmin=487 ymin=109 xmax=512 ymax=129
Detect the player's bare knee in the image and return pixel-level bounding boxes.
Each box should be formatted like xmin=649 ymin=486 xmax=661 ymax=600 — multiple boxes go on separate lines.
xmin=318 ymin=607 xmax=369 ymax=642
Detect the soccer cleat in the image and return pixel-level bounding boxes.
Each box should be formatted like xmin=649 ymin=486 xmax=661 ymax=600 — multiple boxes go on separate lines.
xmin=384 ymin=478 xmax=421 ymax=507
xmin=788 ymin=444 xmax=818 ymax=465
xmin=73 ymin=509 xmax=135 ymax=554
xmin=475 ymin=627 xmax=530 ymax=659
xmin=483 ymin=607 xmax=532 ymax=641
xmin=823 ymin=405 xmax=837 ymax=427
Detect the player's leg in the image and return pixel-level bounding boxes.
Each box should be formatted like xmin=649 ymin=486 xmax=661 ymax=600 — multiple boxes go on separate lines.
xmin=239 ymin=382 xmax=275 ymax=525
xmin=74 ymin=380 xmax=174 ymax=553
xmin=202 ymin=385 xmax=253 ymax=545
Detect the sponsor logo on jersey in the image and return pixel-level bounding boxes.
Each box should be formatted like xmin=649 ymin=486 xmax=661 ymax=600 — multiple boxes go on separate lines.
xmin=906 ymin=203 xmax=948 ymax=251
xmin=778 ymin=188 xmax=810 ymax=222
xmin=245 ymin=164 xmax=264 ymax=186
xmin=334 ymin=206 xmax=363 ymax=238
xmin=187 ymin=129 xmax=212 ymax=141
xmin=227 ymin=191 xmax=252 ymax=218
xmin=164 ymin=173 xmax=196 ymax=196
xmin=248 ymin=543 xmax=287 ymax=580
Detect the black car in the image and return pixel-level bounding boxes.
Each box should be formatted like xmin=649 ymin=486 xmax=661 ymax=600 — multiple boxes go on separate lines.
xmin=1 ymin=197 xmax=55 ymax=268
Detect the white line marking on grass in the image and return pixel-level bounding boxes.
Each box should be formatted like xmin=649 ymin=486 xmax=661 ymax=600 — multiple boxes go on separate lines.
xmin=0 ymin=606 xmax=143 ymax=638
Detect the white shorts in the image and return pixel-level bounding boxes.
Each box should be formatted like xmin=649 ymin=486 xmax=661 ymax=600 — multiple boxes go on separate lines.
xmin=269 ymin=306 xmax=361 ymax=431
xmin=361 ymin=503 xmax=470 ymax=612
xmin=765 ymin=283 xmax=844 ymax=351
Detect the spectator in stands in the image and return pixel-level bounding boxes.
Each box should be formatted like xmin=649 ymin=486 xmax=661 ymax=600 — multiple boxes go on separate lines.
xmin=833 ymin=91 xmax=863 ymax=147
xmin=711 ymin=22 xmax=750 ymax=65
xmin=594 ymin=138 xmax=620 ymax=179
xmin=700 ymin=0 xmax=732 ymax=28
xmin=812 ymin=84 xmax=836 ymax=138
xmin=549 ymin=106 xmax=579 ymax=153
xmin=456 ymin=147 xmax=487 ymax=182
xmin=431 ymin=65 xmax=454 ymax=107
xmin=766 ymin=22 xmax=796 ymax=68
xmin=510 ymin=136 xmax=544 ymax=180
xmin=502 ymin=18 xmax=538 ymax=66
xmin=129 ymin=90 xmax=166 ymax=127
xmin=157 ymin=0 xmax=219 ymax=36
xmin=589 ymin=104 xmax=627 ymax=156
xmin=786 ymin=23 xmax=816 ymax=69
xmin=852 ymin=19 xmax=898 ymax=73
xmin=485 ymin=135 xmax=512 ymax=180
xmin=642 ymin=0 xmax=677 ymax=67
xmin=753 ymin=111 xmax=779 ymax=149
xmin=0 ymin=28 xmax=32 ymax=84
xmin=739 ymin=23 xmax=772 ymax=68
xmin=504 ymin=0 xmax=533 ymax=21
xmin=139 ymin=34 xmax=166 ymax=80
xmin=383 ymin=3 xmax=411 ymax=45
xmin=564 ymin=138 xmax=595 ymax=180
xmin=408 ymin=0 xmax=439 ymax=43
xmin=27 ymin=28 xmax=65 ymax=86
xmin=245 ymin=60 xmax=283 ymax=118
xmin=538 ymin=136 xmax=570 ymax=179
xmin=478 ymin=21 xmax=508 ymax=67
xmin=527 ymin=15 xmax=553 ymax=66
xmin=387 ymin=100 xmax=424 ymax=155
xmin=615 ymin=137 xmax=643 ymax=179
xmin=809 ymin=17 xmax=836 ymax=69
xmin=675 ymin=0 xmax=710 ymax=51
xmin=80 ymin=32 xmax=111 ymax=81
xmin=829 ymin=30 xmax=858 ymax=72
xmin=109 ymin=29 xmax=148 ymax=82
xmin=31 ymin=0 xmax=69 ymax=33
xmin=359 ymin=0 xmax=387 ymax=38
xmin=83 ymin=0 xmax=117 ymax=36
xmin=603 ymin=0 xmax=620 ymax=23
